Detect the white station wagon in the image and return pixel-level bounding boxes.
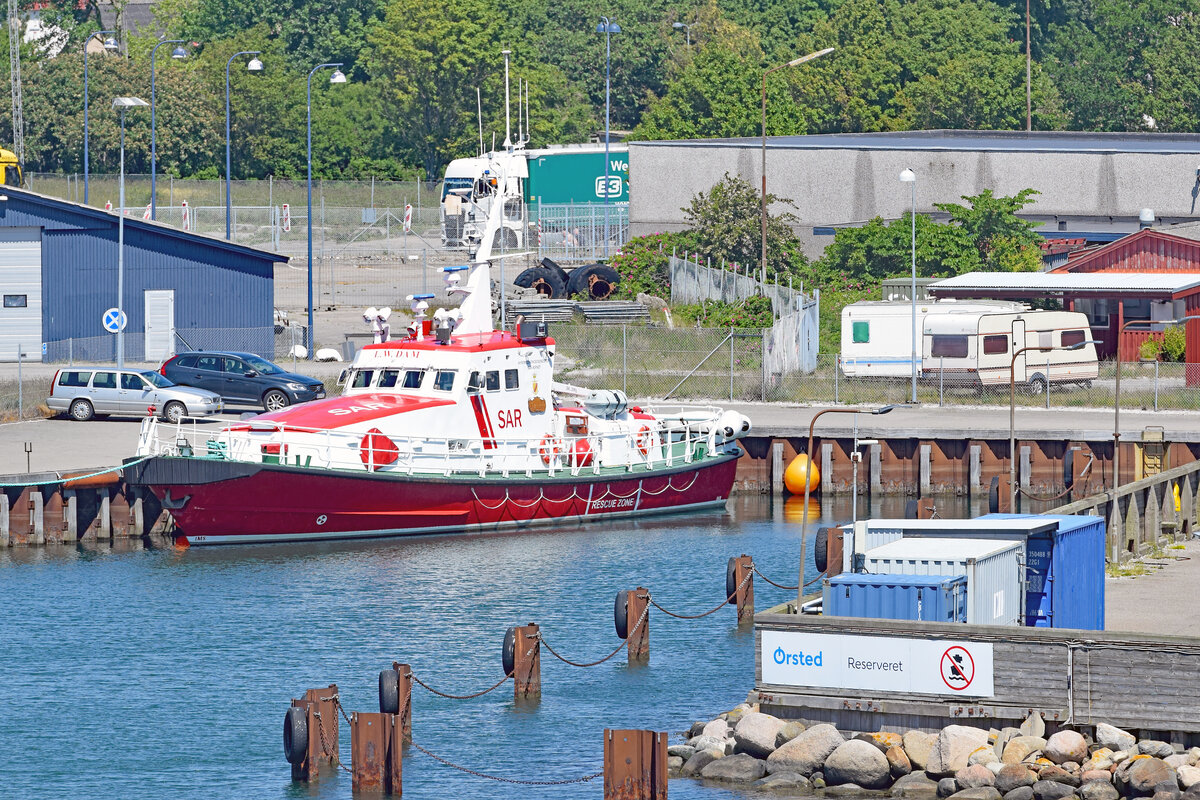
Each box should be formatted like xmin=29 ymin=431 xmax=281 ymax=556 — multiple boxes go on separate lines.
xmin=48 ymin=368 xmax=224 ymax=423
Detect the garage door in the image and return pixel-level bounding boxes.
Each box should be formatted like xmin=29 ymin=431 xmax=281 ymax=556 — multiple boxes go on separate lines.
xmin=0 ymin=227 xmax=42 ymax=362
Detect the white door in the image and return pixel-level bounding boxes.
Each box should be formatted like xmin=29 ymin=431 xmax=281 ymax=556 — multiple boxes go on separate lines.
xmin=144 ymin=290 xmax=175 ymax=363
xmin=1011 ymin=319 xmax=1027 ymax=383
xmin=0 ymin=227 xmax=42 ymax=362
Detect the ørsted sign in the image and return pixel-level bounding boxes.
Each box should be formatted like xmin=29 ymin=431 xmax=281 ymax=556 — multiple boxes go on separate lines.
xmin=761 ymin=630 xmax=995 ymax=698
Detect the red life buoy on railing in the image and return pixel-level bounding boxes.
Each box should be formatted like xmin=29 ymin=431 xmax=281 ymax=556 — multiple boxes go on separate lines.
xmin=635 ymin=425 xmax=653 ymax=456
xmin=538 ymin=435 xmax=565 ymax=466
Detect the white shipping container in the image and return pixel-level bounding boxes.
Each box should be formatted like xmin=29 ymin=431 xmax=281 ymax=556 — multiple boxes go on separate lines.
xmin=863 ymin=537 xmax=1023 ymax=626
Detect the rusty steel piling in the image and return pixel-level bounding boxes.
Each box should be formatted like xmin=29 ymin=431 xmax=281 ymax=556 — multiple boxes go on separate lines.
xmin=603 ymin=729 xmax=667 ymax=800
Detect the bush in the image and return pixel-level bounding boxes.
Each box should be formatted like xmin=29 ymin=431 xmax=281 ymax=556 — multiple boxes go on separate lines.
xmin=611 ymin=233 xmax=684 ymax=300
xmin=674 ymin=295 xmax=774 ymax=328
xmin=1139 ymin=337 xmax=1161 ymax=361
xmin=1163 ymin=325 xmax=1186 ymax=362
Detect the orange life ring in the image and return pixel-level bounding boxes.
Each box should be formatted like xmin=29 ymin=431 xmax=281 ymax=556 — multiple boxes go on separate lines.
xmin=635 ymin=425 xmax=653 ymax=456
xmin=538 ymin=435 xmax=565 ymax=466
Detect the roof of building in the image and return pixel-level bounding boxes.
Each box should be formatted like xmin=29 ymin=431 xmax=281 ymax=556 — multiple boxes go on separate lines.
xmin=1 ymin=186 xmax=287 ymax=264
xmin=1051 ymin=227 xmax=1200 ymax=273
xmin=930 ymin=271 xmax=1200 ymax=297
xmin=633 ymin=130 xmax=1200 ymax=155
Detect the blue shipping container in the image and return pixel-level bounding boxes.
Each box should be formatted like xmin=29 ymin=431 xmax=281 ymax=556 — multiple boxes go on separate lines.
xmin=824 ymin=573 xmax=968 ymax=623
xmin=978 ymin=514 xmax=1106 ymax=630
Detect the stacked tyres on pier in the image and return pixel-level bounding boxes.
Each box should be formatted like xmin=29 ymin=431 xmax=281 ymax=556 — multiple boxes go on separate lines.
xmin=514 ymin=258 xmax=620 ymax=301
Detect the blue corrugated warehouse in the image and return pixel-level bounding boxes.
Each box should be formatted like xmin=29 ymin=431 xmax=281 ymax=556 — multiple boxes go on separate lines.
xmin=0 ymin=186 xmax=285 ymax=362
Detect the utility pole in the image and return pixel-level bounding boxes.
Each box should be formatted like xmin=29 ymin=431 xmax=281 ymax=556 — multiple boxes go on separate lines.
xmin=8 ymin=0 xmax=23 ymax=165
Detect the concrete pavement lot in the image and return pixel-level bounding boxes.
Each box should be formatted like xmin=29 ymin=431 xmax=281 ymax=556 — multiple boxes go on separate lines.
xmin=1106 ymin=536 xmax=1200 ymax=636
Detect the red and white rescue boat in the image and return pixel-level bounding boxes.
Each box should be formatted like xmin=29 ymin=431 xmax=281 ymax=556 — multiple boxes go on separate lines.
xmin=126 ymin=154 xmax=751 ymax=546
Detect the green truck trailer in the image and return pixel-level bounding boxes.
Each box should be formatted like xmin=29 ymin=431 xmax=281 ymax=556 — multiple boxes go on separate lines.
xmin=523 ymin=144 xmax=629 ymax=204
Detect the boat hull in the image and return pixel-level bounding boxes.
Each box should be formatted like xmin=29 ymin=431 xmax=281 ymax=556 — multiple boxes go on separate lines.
xmin=125 ymin=454 xmax=740 ymax=546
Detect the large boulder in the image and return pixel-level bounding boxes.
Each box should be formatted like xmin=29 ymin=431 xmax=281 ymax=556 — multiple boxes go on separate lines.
xmin=1045 ymin=732 xmax=1089 ymax=765
xmin=688 ymin=735 xmax=726 ymax=753
xmin=1004 ymin=737 xmax=1049 ymax=765
xmin=1080 ymin=782 xmax=1120 ymax=800
xmin=1080 ymin=771 xmax=1112 ymax=785
xmin=754 ymin=771 xmax=813 ymax=791
xmin=776 ymin=721 xmax=806 ymax=748
xmin=972 ymin=747 xmax=1002 ymax=767
xmin=826 ymin=784 xmax=875 ymax=797
xmin=767 ymin=723 xmax=845 ymax=776
xmin=825 ymin=739 xmax=893 ymax=789
xmin=701 ymin=753 xmax=768 ymax=783
xmin=893 ymin=772 xmax=940 ymax=798
xmin=668 ymin=744 xmax=696 ymax=761
xmin=956 ymin=765 xmax=998 ymax=789
xmin=904 ymin=731 xmax=938 ymax=771
xmin=1031 ymin=779 xmax=1077 ymax=800
xmin=1038 ymin=765 xmax=1081 ymax=787
xmin=702 ymin=719 xmax=730 ymax=740
xmin=1127 ymin=758 xmax=1179 ymax=796
xmin=1004 ymin=787 xmax=1035 ymax=800
xmin=995 ymin=765 xmax=1038 ymax=794
xmin=734 ymin=712 xmax=786 ymax=759
xmin=1140 ymin=742 xmax=1176 ymax=759
xmin=1179 ymin=766 xmax=1200 ymax=790
xmin=1167 ymin=756 xmax=1191 ymax=771
xmin=949 ymin=789 xmax=1002 ymax=800
xmin=1021 ymin=714 xmax=1046 ymax=739
xmin=889 ymin=746 xmax=914 ymax=778
xmin=681 ymin=748 xmax=724 ymax=777
xmin=929 ymin=727 xmax=993 ymax=776
xmin=939 ymin=778 xmax=960 ymax=797
xmin=1096 ymin=724 xmax=1136 ymax=754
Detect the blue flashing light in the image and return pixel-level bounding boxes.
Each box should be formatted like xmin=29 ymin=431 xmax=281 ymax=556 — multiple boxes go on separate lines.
xmin=412 ymin=293 xmax=436 ymax=300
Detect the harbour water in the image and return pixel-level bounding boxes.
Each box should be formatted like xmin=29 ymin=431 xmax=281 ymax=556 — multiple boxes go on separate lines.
xmin=2 ymin=494 xmax=972 ymax=800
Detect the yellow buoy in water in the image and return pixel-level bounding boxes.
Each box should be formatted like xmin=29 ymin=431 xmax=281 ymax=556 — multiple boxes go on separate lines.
xmin=783 ymin=496 xmax=821 ymax=523
xmin=784 ymin=453 xmax=820 ymax=495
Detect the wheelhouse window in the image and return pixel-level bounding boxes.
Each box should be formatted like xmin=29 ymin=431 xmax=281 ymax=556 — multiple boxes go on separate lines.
xmin=466 ymin=372 xmax=482 ymax=393
xmin=378 ymin=369 xmax=400 ymax=388
xmin=433 ymin=370 xmax=456 ymax=391
xmin=505 ymin=369 xmax=519 ymax=389
xmin=930 ymin=335 xmax=969 ymax=359
xmin=1061 ymin=330 xmax=1087 ymax=348
xmin=485 ymin=370 xmax=500 ymax=391
xmin=352 ymin=369 xmax=374 ymax=389
xmin=983 ymin=335 xmax=1008 ymax=355
xmin=402 ymin=370 xmax=425 ymax=389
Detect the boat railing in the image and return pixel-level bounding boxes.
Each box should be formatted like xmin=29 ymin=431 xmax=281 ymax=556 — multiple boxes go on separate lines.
xmin=137 ymin=411 xmax=733 ymax=478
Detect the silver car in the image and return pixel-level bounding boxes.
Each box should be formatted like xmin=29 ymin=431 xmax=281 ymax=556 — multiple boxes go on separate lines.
xmin=48 ymin=368 xmax=224 ymax=423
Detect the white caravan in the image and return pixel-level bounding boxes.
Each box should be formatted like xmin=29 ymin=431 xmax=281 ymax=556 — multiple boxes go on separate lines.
xmin=922 ymin=309 xmax=1098 ymax=391
xmin=841 ymin=301 xmax=1026 ymax=378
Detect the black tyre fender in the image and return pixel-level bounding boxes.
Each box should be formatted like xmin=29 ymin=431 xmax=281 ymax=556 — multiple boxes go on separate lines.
xmin=1063 ymin=448 xmax=1075 ymax=489
xmin=725 ymin=557 xmax=738 ymax=603
xmin=905 ymin=499 xmax=919 ymax=519
xmin=540 ymin=257 xmax=570 ymax=288
xmin=614 ymin=590 xmax=629 ymax=639
xmin=567 ymin=263 xmax=621 ymax=300
xmin=502 ymin=626 xmax=516 ymax=675
xmin=814 ymin=527 xmax=830 ymax=573
xmin=514 ymin=266 xmax=567 ymax=299
xmin=988 ymin=476 xmax=1001 ymax=513
xmin=283 ymin=705 xmax=308 ymax=765
xmin=378 ymin=669 xmax=399 ymax=714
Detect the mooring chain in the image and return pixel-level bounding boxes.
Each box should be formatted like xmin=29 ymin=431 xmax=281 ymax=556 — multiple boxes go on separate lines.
xmin=312 ymin=709 xmax=353 ymax=775
xmin=540 ymin=599 xmax=651 ymax=668
xmin=407 ymin=738 xmax=603 ymax=785
xmin=649 ymin=564 xmax=754 ymax=619
xmin=409 ymin=638 xmax=536 ymax=700
xmin=331 ymin=696 xmax=352 ymax=726
xmin=752 ymin=563 xmax=797 ymax=590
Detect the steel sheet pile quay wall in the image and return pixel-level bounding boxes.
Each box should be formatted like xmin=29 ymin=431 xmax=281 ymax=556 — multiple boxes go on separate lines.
xmin=752 ymin=612 xmax=1200 ymax=740
xmin=823 ymin=573 xmax=968 ymax=623
xmin=863 ymin=537 xmax=1023 ymax=626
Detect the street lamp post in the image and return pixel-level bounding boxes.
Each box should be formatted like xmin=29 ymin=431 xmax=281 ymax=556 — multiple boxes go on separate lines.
xmin=150 ymin=40 xmax=187 ymax=221
xmin=596 ymin=17 xmax=620 ymax=260
xmin=798 ymin=404 xmax=899 ymax=609
xmin=1008 ymin=340 xmax=1095 ymax=511
xmin=83 ymin=31 xmax=119 ymax=204
xmin=760 ymin=48 xmax=833 ymax=285
xmin=307 ymin=63 xmax=348 ymax=359
xmin=899 ymin=168 xmax=917 ymax=403
xmin=226 ymin=51 xmax=263 ymax=240
xmin=113 ymin=97 xmax=150 ymax=370
xmin=672 ymin=21 xmax=691 ymax=48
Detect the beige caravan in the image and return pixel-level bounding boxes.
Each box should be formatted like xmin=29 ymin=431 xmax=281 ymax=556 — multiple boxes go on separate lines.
xmin=921 ymin=310 xmax=1098 ymax=392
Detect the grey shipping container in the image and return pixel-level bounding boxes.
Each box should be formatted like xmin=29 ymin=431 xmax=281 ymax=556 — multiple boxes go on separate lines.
xmin=863 ymin=537 xmax=1023 ymax=625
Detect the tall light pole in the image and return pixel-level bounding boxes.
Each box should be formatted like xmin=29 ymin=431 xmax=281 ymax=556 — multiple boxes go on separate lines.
xmin=1025 ymin=0 xmax=1032 ymax=131
xmin=797 ymin=404 xmax=899 ymax=609
xmin=113 ymin=97 xmax=149 ymax=370
xmin=307 ymin=63 xmax=348 ymax=359
xmin=1008 ymin=340 xmax=1095 ymax=511
xmin=760 ymin=47 xmax=833 ymax=284
xmin=226 ymin=51 xmax=263 ymax=240
xmin=596 ymin=17 xmax=620 ymax=259
xmin=150 ymin=40 xmax=187 ymax=221
xmin=83 ymin=30 xmax=119 ymax=205
xmin=899 ymin=168 xmax=917 ymax=403
xmin=672 ymin=21 xmax=691 ymax=48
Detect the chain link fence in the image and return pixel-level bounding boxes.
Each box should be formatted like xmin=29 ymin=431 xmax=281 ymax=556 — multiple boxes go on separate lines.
xmin=536 ymin=202 xmax=629 ymax=263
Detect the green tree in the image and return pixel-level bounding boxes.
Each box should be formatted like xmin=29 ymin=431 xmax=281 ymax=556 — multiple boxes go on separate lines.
xmin=934 ymin=188 xmax=1044 ymax=270
xmin=814 ymin=213 xmax=980 ymax=280
xmin=1145 ymin=11 xmax=1200 ymax=131
xmin=680 ymin=172 xmax=807 ymax=279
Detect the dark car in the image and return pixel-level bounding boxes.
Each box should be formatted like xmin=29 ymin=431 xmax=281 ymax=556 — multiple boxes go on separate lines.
xmin=160 ymin=351 xmax=326 ymax=412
